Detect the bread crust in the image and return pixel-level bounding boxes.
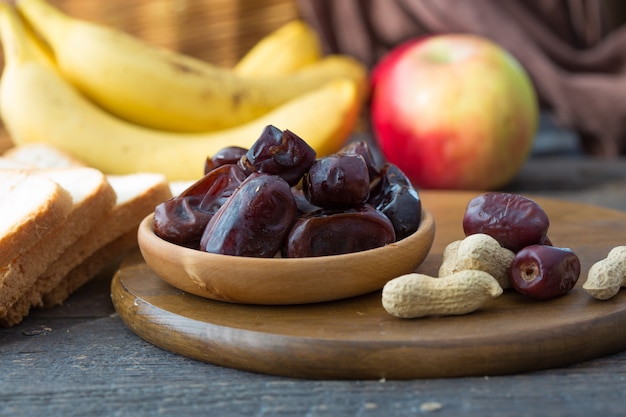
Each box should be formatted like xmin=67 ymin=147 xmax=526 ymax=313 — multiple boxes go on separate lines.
xmin=0 ymin=168 xmax=116 ymax=321
xmin=2 ymin=143 xmax=86 ymax=169
xmin=42 ymin=229 xmax=138 ymax=310
xmin=0 ymin=171 xmax=73 ymax=314
xmin=40 ymin=174 xmax=172 ymax=308
xmin=0 ymin=145 xmax=173 ymax=326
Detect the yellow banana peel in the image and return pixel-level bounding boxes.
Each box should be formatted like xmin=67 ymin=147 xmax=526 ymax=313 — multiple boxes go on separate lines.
xmin=17 ymin=0 xmax=367 ymax=133
xmin=0 ymin=3 xmax=362 ymax=181
xmin=234 ymin=19 xmax=323 ymax=77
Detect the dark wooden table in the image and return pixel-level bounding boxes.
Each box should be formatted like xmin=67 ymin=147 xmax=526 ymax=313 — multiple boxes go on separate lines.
xmin=3 ymin=131 xmax=626 ymax=416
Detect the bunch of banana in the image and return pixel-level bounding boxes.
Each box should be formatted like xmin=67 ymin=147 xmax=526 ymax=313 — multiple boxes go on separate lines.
xmin=14 ymin=0 xmax=367 ymax=133
xmin=0 ymin=2 xmax=363 ymax=181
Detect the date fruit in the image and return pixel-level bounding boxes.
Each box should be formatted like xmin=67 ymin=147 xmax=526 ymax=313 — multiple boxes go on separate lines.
xmin=283 ymin=204 xmax=396 ymax=257
xmin=339 ymin=141 xmax=379 ymax=180
xmin=510 ymin=245 xmax=581 ymax=300
xmin=238 ymin=125 xmax=316 ymax=186
xmin=153 ymin=198 xmax=214 ymax=249
xmin=154 ymin=164 xmax=246 ymax=248
xmin=154 ymin=128 xmax=426 ymax=259
xmin=303 ymin=153 xmax=370 ymax=208
xmin=205 ymin=146 xmax=248 ymax=174
xmin=200 ymin=173 xmax=297 ymax=257
xmin=368 ymin=163 xmax=421 ymax=240
xmin=178 ymin=164 xmax=247 ymax=211
xmin=292 ymin=188 xmax=320 ymax=215
xmin=463 ymin=192 xmax=550 ymax=252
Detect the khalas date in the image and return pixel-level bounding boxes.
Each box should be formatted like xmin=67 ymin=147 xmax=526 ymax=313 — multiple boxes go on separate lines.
xmin=283 ymin=204 xmax=396 ymax=257
xmin=154 ymin=164 xmax=246 ymax=248
xmin=339 ymin=140 xmax=379 ymax=180
xmin=303 ymin=153 xmax=370 ymax=209
xmin=200 ymin=173 xmax=297 ymax=257
xmin=510 ymin=245 xmax=581 ymax=299
xmin=238 ymin=125 xmax=316 ymax=186
xmin=204 ymin=146 xmax=248 ymax=174
xmin=368 ymin=163 xmax=421 ymax=240
xmin=463 ymin=192 xmax=549 ymax=252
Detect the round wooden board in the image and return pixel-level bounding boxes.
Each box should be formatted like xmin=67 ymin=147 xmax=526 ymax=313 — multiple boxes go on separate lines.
xmin=111 ymin=191 xmax=626 ymax=379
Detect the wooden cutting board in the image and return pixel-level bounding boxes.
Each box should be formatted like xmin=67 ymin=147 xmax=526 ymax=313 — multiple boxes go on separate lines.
xmin=111 ymin=191 xmax=626 ymax=379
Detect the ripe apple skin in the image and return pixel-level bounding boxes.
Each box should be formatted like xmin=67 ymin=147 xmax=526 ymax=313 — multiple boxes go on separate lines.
xmin=370 ymin=34 xmax=538 ymax=190
xmin=370 ymin=38 xmax=425 ymax=90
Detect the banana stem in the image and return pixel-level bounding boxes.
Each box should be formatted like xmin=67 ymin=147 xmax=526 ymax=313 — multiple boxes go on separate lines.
xmin=0 ymin=1 xmax=54 ymax=67
xmin=0 ymin=2 xmax=33 ymax=65
xmin=15 ymin=0 xmax=69 ymax=48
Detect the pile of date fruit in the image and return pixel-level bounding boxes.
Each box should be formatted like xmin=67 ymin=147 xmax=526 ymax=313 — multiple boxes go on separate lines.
xmin=463 ymin=192 xmax=581 ymax=300
xmin=153 ymin=125 xmax=422 ymax=258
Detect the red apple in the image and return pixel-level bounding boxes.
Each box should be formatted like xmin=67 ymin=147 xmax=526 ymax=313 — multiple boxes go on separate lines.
xmin=370 ymin=34 xmax=538 ymax=190
xmin=370 ymin=38 xmax=425 ymax=89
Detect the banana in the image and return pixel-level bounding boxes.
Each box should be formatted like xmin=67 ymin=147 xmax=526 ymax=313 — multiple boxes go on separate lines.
xmin=0 ymin=3 xmax=361 ymax=182
xmin=0 ymin=3 xmax=54 ymax=135
xmin=233 ymin=20 xmax=323 ymax=77
xmin=16 ymin=0 xmax=367 ymax=133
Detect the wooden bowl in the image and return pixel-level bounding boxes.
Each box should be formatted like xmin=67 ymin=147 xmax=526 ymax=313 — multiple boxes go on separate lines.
xmin=137 ymin=209 xmax=436 ymax=305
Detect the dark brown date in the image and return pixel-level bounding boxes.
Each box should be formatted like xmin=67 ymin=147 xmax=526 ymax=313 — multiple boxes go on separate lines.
xmin=510 ymin=245 xmax=581 ymax=300
xmin=303 ymin=153 xmax=370 ymax=209
xmin=368 ymin=163 xmax=421 ymax=240
xmin=463 ymin=192 xmax=549 ymax=252
xmin=199 ymin=173 xmax=297 ymax=257
xmin=154 ymin=164 xmax=246 ymax=248
xmin=292 ymin=188 xmax=320 ymax=215
xmin=204 ymin=146 xmax=248 ymax=174
xmin=153 ymin=198 xmax=214 ymax=249
xmin=179 ymin=164 xmax=247 ymax=212
xmin=283 ymin=204 xmax=396 ymax=258
xmin=339 ymin=141 xmax=379 ymax=180
xmin=238 ymin=125 xmax=316 ymax=186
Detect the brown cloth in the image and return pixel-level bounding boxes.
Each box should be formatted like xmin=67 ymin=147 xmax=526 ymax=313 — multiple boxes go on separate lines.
xmin=296 ymin=0 xmax=626 ymax=156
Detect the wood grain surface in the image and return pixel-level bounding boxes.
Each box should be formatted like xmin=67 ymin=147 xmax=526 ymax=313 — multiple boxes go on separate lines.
xmin=4 ymin=163 xmax=626 ymax=417
xmin=111 ymin=190 xmax=626 ymax=379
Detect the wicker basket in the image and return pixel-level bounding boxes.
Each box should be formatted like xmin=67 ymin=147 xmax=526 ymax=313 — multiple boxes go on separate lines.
xmin=0 ymin=0 xmax=302 ymax=152
xmin=48 ymin=0 xmax=302 ymax=67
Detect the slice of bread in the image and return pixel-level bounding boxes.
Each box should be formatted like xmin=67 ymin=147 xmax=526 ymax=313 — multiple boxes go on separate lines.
xmin=0 ymin=166 xmax=116 ymax=323
xmin=2 ymin=143 xmax=86 ymax=168
xmin=0 ymin=145 xmax=172 ymax=326
xmin=0 ymin=158 xmax=35 ymax=169
xmin=42 ymin=229 xmax=139 ymax=308
xmin=4 ymin=143 xmax=185 ymax=197
xmin=0 ymin=170 xmax=74 ymax=314
xmin=32 ymin=173 xmax=171 ymax=309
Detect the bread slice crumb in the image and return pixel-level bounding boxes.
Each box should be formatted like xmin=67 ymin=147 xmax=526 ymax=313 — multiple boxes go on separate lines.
xmin=0 ymin=167 xmax=116 ymax=324
xmin=2 ymin=143 xmax=86 ymax=169
xmin=35 ymin=173 xmax=171 ymax=310
xmin=0 ymin=170 xmax=73 ymax=315
xmin=0 ymin=144 xmax=173 ymax=326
